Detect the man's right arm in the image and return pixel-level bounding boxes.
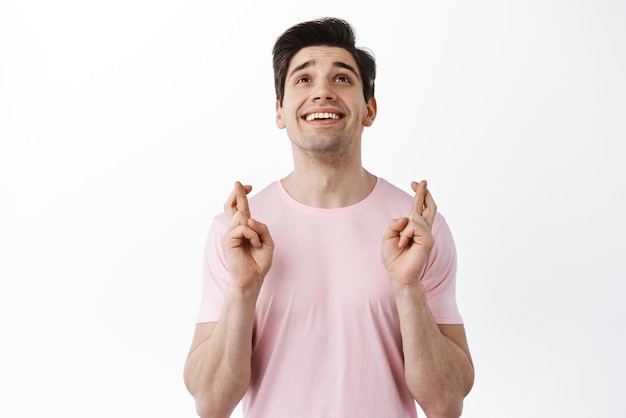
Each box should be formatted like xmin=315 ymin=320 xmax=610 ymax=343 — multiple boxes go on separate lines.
xmin=183 ymin=284 xmax=260 ymax=418
xmin=184 ymin=182 xmax=274 ymax=418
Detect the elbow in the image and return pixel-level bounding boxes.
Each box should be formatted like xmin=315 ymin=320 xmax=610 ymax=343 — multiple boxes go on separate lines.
xmin=193 ymin=398 xmax=222 ymax=418
xmin=185 ymin=375 xmax=247 ymax=418
xmin=186 ymin=385 xmax=246 ymax=418
xmin=193 ymin=395 xmax=240 ymax=418
xmin=420 ymin=399 xmax=464 ymax=418
xmin=415 ymin=365 xmax=474 ymax=418
xmin=183 ymin=374 xmax=222 ymax=418
xmin=193 ymin=398 xmax=212 ymax=418
xmin=412 ymin=384 xmax=468 ymax=418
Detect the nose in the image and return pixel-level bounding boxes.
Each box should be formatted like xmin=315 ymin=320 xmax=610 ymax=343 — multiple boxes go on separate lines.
xmin=312 ymin=79 xmax=336 ymax=102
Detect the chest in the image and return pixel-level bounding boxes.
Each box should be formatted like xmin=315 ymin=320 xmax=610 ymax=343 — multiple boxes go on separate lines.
xmin=256 ymin=214 xmax=395 ymax=322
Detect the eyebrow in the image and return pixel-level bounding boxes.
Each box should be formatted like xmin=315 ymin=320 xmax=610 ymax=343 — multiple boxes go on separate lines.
xmin=287 ymin=60 xmax=361 ymax=80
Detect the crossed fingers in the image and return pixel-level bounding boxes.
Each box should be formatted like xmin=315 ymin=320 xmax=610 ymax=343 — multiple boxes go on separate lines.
xmin=410 ymin=180 xmax=437 ymax=228
xmin=223 ymin=181 xmax=263 ymax=248
xmin=397 ymin=180 xmax=437 ymax=248
xmin=224 ymin=181 xmax=252 ymax=218
xmin=221 ymin=182 xmax=274 ymax=285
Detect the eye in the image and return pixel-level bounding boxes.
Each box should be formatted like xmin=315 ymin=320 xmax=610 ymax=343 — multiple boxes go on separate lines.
xmin=296 ymin=76 xmax=310 ymax=84
xmin=335 ymin=75 xmax=350 ymax=83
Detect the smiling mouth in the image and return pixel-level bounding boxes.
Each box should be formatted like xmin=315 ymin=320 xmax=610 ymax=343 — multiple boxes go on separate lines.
xmin=304 ymin=112 xmax=342 ymax=121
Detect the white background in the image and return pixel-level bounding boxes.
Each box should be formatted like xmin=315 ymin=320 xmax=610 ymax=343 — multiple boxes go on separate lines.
xmin=1 ymin=1 xmax=625 ymax=417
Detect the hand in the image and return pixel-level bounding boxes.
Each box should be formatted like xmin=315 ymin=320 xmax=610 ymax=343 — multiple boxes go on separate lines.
xmin=222 ymin=181 xmax=274 ymax=289
xmin=381 ymin=180 xmax=437 ymax=286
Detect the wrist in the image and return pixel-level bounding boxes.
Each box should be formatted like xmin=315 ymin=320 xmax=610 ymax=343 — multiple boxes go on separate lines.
xmin=226 ymin=281 xmax=262 ymax=303
xmin=390 ymin=278 xmax=426 ymax=300
xmin=390 ymin=279 xmax=432 ymax=322
xmin=386 ymin=262 xmax=428 ymax=288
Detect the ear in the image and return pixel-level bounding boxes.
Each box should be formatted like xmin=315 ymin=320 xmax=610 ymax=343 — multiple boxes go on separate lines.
xmin=362 ymin=97 xmax=377 ymax=127
xmin=275 ymin=100 xmax=286 ymax=129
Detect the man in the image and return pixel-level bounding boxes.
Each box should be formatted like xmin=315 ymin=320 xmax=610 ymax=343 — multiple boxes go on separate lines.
xmin=184 ymin=17 xmax=474 ymax=418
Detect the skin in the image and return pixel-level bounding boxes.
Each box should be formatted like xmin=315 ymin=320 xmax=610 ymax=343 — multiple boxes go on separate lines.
xmin=184 ymin=46 xmax=474 ymax=418
xmin=276 ymin=46 xmax=378 ymax=208
xmin=183 ymin=182 xmax=273 ymax=418
xmin=382 ymin=180 xmax=474 ymax=417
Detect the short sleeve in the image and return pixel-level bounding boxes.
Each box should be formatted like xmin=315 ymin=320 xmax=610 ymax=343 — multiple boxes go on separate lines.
xmin=195 ymin=213 xmax=230 ymax=324
xmin=420 ymin=213 xmax=463 ymax=324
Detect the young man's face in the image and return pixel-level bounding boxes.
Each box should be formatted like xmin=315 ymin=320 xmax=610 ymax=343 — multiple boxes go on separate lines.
xmin=276 ymin=46 xmax=376 ymax=159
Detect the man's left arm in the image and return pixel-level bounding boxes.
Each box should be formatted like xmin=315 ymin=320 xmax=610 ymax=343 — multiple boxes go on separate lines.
xmin=382 ymin=180 xmax=474 ymax=418
xmin=392 ymin=281 xmax=474 ymax=418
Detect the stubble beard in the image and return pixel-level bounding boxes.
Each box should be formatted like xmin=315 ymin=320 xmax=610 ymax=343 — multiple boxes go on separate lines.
xmin=292 ymin=130 xmax=354 ymax=167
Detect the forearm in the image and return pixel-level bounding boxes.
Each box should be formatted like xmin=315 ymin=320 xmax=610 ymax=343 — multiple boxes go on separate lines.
xmin=393 ymin=281 xmax=474 ymax=418
xmin=184 ymin=284 xmax=260 ymax=418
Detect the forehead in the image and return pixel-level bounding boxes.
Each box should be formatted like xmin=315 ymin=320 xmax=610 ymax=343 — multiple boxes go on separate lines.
xmin=288 ymin=46 xmax=359 ymax=74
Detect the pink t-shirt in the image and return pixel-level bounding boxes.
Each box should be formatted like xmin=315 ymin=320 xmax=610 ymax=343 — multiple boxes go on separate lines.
xmin=197 ymin=178 xmax=462 ymax=417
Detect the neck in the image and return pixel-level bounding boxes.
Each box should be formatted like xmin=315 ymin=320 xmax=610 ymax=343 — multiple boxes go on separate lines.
xmin=281 ymin=163 xmax=377 ymax=208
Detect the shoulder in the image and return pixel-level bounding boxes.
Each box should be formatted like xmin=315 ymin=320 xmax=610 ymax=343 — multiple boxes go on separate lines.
xmin=248 ymin=181 xmax=280 ymax=205
xmin=208 ymin=182 xmax=278 ymax=227
xmin=372 ymin=178 xmax=413 ymax=216
xmin=376 ymin=178 xmax=451 ymax=234
xmin=376 ymin=178 xmax=413 ymax=201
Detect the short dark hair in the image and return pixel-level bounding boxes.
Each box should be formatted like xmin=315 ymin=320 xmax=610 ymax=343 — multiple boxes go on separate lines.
xmin=272 ymin=17 xmax=376 ymax=106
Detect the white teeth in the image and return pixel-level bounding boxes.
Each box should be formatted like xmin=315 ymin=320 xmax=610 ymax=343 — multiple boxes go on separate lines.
xmin=305 ymin=112 xmax=340 ymax=121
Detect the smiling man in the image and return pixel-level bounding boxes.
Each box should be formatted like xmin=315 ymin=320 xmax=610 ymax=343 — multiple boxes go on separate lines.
xmin=184 ymin=18 xmax=474 ymax=418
